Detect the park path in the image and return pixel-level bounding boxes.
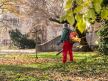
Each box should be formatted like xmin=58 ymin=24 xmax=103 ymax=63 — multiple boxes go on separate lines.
xmin=0 ymin=49 xmax=36 ymax=54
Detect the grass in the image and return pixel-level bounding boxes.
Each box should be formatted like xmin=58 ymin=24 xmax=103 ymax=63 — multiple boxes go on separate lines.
xmin=0 ymin=52 xmax=108 ymax=81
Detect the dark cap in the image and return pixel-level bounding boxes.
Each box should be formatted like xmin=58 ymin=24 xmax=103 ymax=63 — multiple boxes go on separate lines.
xmin=64 ymin=23 xmax=68 ymax=28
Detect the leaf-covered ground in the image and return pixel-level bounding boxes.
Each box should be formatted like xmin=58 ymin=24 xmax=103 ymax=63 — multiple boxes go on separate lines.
xmin=0 ymin=52 xmax=108 ymax=81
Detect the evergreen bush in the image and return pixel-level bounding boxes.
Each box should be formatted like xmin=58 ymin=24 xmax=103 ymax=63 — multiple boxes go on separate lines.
xmin=9 ymin=29 xmax=35 ymax=49
xmin=97 ymin=23 xmax=108 ymax=55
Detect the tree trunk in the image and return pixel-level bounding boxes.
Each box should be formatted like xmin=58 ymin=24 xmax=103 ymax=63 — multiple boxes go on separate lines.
xmin=76 ymin=29 xmax=92 ymax=52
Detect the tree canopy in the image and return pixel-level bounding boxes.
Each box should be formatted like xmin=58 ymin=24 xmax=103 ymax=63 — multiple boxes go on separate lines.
xmin=62 ymin=0 xmax=108 ymax=33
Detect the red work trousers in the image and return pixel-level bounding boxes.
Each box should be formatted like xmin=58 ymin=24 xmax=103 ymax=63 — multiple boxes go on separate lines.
xmin=62 ymin=41 xmax=73 ymax=63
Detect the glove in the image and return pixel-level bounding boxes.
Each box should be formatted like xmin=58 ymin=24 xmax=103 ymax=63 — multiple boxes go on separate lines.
xmin=57 ymin=40 xmax=63 ymax=46
xmin=56 ymin=41 xmax=61 ymax=46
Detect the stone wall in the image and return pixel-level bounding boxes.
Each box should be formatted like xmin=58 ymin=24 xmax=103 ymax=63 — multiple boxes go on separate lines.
xmin=38 ymin=35 xmax=62 ymax=52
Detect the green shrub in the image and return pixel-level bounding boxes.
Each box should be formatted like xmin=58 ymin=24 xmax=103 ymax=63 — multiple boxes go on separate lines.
xmin=97 ymin=23 xmax=108 ymax=55
xmin=9 ymin=29 xmax=35 ymax=49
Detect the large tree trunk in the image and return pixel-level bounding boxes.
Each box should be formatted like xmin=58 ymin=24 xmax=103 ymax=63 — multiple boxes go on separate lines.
xmin=76 ymin=29 xmax=92 ymax=52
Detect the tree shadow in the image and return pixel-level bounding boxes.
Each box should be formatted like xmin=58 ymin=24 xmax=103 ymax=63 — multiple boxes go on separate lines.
xmin=0 ymin=64 xmax=41 ymax=73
